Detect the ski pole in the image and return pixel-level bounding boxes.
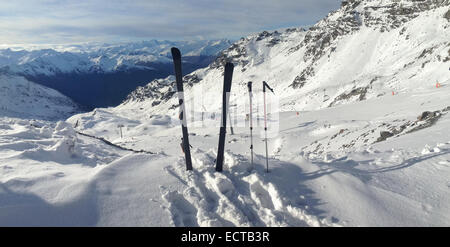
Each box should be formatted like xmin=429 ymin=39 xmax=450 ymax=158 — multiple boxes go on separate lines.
xmin=248 ymin=81 xmax=254 ymax=169
xmin=262 ymin=81 xmax=274 ymax=173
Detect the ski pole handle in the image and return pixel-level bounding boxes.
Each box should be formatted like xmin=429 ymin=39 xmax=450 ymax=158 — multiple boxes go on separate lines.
xmin=263 ymin=81 xmax=274 ymax=93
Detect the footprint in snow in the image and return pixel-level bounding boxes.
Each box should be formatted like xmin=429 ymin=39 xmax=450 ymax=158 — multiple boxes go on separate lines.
xmin=53 ymin=172 xmax=65 ymax=177
xmin=331 ymin=217 xmax=340 ymax=223
xmin=160 ymin=187 xmax=199 ymax=227
xmin=421 ymin=204 xmax=433 ymax=213
xmin=228 ymin=138 xmax=238 ymax=143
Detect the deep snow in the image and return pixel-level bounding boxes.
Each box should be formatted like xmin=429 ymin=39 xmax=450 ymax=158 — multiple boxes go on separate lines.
xmin=1 ymin=81 xmax=449 ymax=226
xmin=0 ymin=0 xmax=449 ymax=226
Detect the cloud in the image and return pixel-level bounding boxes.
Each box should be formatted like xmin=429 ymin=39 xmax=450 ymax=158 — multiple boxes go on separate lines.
xmin=0 ymin=0 xmax=341 ymax=44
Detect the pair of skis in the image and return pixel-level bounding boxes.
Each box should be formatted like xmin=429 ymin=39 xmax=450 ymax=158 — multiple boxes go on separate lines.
xmin=247 ymin=81 xmax=274 ymax=173
xmin=171 ymin=47 xmax=234 ymax=172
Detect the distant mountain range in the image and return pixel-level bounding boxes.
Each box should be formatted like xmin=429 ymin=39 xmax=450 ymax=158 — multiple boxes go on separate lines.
xmin=0 ymin=39 xmax=233 ymax=109
xmin=0 ymin=40 xmax=232 ymax=75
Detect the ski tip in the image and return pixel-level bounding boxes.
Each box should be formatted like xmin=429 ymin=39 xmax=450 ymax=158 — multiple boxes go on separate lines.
xmin=225 ymin=62 xmax=234 ymax=70
xmin=171 ymin=47 xmax=181 ymax=59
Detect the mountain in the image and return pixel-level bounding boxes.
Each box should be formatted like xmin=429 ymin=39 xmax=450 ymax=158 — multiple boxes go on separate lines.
xmin=0 ymin=39 xmax=232 ymax=108
xmin=2 ymin=0 xmax=450 ymax=227
xmin=119 ymin=0 xmax=450 ymax=158
xmin=0 ymin=74 xmax=80 ymax=120
xmin=0 ymin=40 xmax=232 ymax=75
xmin=122 ymin=0 xmax=449 ymax=115
xmin=64 ymin=0 xmax=450 ymax=226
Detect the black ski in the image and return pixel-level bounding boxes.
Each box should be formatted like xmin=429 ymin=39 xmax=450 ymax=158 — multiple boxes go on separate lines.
xmin=171 ymin=47 xmax=193 ymax=171
xmin=215 ymin=62 xmax=234 ymax=172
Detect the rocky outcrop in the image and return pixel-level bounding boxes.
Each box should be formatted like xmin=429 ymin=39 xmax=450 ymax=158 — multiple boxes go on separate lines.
xmin=375 ymin=106 xmax=449 ymax=143
xmin=291 ymin=0 xmax=449 ymax=88
xmin=329 ymin=87 xmax=369 ymax=107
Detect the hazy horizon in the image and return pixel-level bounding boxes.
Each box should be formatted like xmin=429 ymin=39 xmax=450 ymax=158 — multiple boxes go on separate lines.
xmin=0 ymin=0 xmax=341 ymax=44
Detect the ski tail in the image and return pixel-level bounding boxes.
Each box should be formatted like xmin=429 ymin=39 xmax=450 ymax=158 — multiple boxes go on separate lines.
xmin=171 ymin=47 xmax=193 ymax=171
xmin=215 ymin=62 xmax=234 ymax=172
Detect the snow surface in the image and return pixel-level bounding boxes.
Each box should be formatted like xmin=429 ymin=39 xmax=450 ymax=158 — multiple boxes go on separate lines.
xmin=1 ymin=0 xmax=449 ymax=226
xmin=2 ymin=81 xmax=449 ymax=226
xmin=61 ymin=80 xmax=450 ymax=226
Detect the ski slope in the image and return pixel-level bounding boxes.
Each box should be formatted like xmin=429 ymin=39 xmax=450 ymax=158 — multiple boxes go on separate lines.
xmin=1 ymin=81 xmax=449 ymax=226
xmin=1 ymin=0 xmax=449 ymax=226
xmin=121 ymin=0 xmax=449 ymax=118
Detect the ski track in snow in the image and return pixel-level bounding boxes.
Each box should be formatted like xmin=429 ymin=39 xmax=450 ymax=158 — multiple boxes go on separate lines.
xmin=3 ymin=98 xmax=450 ymax=226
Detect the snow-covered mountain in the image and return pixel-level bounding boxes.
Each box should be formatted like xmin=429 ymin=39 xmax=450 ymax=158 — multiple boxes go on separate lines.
xmin=0 ymin=40 xmax=232 ymax=76
xmin=0 ymin=74 xmax=80 ymax=120
xmin=117 ymin=0 xmax=450 ymax=159
xmin=0 ymin=39 xmax=232 ymax=108
xmin=122 ymin=0 xmax=449 ymax=114
xmin=1 ymin=0 xmax=450 ymax=227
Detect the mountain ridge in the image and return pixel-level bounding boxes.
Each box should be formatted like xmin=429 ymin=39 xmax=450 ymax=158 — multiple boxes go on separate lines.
xmin=0 ymin=39 xmax=233 ymax=76
xmin=121 ymin=0 xmax=449 ymax=116
xmin=0 ymin=39 xmax=233 ymax=108
xmin=0 ymin=74 xmax=81 ymax=120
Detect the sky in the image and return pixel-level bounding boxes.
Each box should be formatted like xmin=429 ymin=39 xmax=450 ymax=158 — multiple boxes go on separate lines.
xmin=0 ymin=0 xmax=341 ymax=44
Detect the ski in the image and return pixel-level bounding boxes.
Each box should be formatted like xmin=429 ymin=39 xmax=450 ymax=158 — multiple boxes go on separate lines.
xmin=215 ymin=62 xmax=234 ymax=172
xmin=171 ymin=47 xmax=193 ymax=171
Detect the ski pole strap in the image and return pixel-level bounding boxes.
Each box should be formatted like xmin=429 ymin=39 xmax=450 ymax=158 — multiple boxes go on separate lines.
xmin=263 ymin=81 xmax=274 ymax=93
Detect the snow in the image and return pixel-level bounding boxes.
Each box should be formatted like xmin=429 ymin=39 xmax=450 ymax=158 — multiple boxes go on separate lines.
xmin=0 ymin=75 xmax=80 ymax=120
xmin=2 ymin=78 xmax=449 ymax=226
xmin=1 ymin=0 xmax=450 ymax=226
xmin=121 ymin=3 xmax=448 ymax=121
xmin=0 ymin=39 xmax=232 ymax=76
